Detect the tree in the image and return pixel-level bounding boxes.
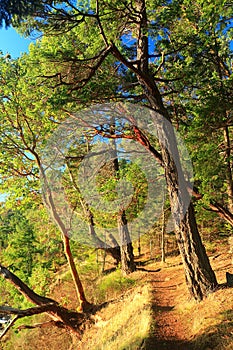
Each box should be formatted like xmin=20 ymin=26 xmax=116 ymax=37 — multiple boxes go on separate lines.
xmin=0 ymin=57 xmax=91 ymax=311
xmin=0 ymin=210 xmax=37 ymax=278
xmin=177 ymin=28 xmax=233 ymax=226
xmin=16 ymin=0 xmax=230 ymax=300
xmin=102 ymin=129 xmax=136 ymax=274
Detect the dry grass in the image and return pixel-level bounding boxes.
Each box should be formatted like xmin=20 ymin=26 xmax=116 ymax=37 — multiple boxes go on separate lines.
xmin=78 ymin=283 xmax=152 ymax=350
xmin=174 ymin=250 xmax=233 ymax=350
xmin=2 ymin=244 xmax=233 ymax=350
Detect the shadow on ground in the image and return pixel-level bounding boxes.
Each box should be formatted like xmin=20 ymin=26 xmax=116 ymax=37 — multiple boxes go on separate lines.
xmin=142 ymin=308 xmax=233 ymax=350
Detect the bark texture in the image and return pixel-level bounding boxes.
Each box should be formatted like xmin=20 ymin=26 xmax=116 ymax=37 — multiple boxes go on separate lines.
xmin=113 ymin=0 xmax=218 ymax=299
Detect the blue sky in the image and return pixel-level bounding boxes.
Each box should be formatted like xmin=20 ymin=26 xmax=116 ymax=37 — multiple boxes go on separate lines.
xmin=0 ymin=25 xmax=232 ymax=59
xmin=0 ymin=27 xmax=33 ymax=58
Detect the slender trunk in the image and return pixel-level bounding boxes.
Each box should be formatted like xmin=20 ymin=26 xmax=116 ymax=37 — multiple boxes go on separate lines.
xmin=223 ymin=125 xmax=233 ymax=212
xmin=63 ymin=235 xmax=91 ymax=311
xmin=161 ymin=208 xmax=166 ymax=263
xmin=110 ymin=123 xmax=136 ymax=274
xmin=34 ymin=153 xmax=90 ymax=311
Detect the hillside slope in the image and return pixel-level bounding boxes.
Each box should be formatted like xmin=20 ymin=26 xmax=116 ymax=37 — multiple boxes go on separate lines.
xmin=1 ymin=243 xmax=233 ymax=350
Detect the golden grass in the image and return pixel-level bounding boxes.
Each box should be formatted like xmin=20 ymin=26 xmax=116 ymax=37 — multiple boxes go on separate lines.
xmin=79 ymin=284 xmax=152 ymax=350
xmin=173 ymin=251 xmax=233 ymax=350
xmin=2 ymin=246 xmax=233 ymax=350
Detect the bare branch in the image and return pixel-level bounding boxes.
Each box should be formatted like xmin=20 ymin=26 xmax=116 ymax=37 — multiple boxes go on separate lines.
xmin=154 ymin=52 xmax=165 ymax=75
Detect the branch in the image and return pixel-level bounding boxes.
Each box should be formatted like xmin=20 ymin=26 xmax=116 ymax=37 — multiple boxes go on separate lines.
xmin=70 ymin=46 xmax=112 ymax=91
xmin=0 ymin=265 xmax=57 ymax=306
xmin=96 ymin=0 xmax=109 ymax=46
xmin=0 ymin=265 xmax=86 ymax=337
xmin=153 ymin=51 xmax=165 ymax=75
xmin=0 ymin=304 xmax=57 ymax=317
xmin=208 ymin=201 xmax=233 ymax=226
xmin=17 ymin=320 xmax=64 ymax=331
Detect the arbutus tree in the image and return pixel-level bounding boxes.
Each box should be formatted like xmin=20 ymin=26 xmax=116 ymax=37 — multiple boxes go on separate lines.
xmin=0 ymin=58 xmax=92 ymax=312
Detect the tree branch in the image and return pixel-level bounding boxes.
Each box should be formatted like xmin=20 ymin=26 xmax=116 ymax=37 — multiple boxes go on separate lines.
xmin=0 ymin=265 xmax=86 ymax=337
xmin=0 ymin=265 xmax=57 ymax=306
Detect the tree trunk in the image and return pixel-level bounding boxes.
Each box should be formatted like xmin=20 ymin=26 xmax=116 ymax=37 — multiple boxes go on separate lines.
xmin=142 ymin=105 xmax=218 ymax=299
xmin=68 ymin=162 xmax=121 ymax=264
xmin=223 ymin=125 xmax=233 ymax=212
xmin=132 ymin=0 xmax=217 ymax=299
xmin=63 ymin=235 xmax=91 ymax=311
xmin=156 ymin=113 xmax=217 ymax=300
xmin=174 ymin=204 xmax=217 ymax=300
xmin=118 ymin=211 xmax=136 ymax=275
xmin=35 ymin=153 xmax=90 ymax=311
xmin=161 ymin=208 xmax=166 ymax=263
xmin=86 ymin=206 xmax=121 ymax=264
xmin=110 ymin=123 xmax=136 ymax=274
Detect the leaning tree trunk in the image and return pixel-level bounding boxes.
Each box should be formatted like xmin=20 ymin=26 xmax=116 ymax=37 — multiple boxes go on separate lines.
xmin=0 ymin=265 xmax=85 ymax=337
xmin=132 ymin=0 xmax=217 ymax=300
xmin=155 ymin=112 xmax=218 ymax=300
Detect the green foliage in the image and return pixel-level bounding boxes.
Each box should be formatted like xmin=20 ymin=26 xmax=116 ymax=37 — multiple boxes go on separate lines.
xmin=28 ymin=265 xmax=51 ymax=296
xmin=96 ymin=269 xmax=136 ymax=302
xmin=0 ymin=209 xmax=37 ymax=278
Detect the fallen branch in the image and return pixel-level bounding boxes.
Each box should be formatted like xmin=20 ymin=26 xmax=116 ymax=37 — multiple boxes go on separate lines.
xmin=0 ymin=304 xmax=59 ymax=317
xmin=0 ymin=265 xmax=87 ymax=338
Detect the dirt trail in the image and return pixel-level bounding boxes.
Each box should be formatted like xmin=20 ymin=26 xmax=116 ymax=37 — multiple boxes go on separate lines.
xmin=144 ymin=263 xmax=193 ymax=350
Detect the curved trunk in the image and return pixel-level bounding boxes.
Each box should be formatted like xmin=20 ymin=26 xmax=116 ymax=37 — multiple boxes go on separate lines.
xmin=0 ymin=265 xmax=85 ymax=336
